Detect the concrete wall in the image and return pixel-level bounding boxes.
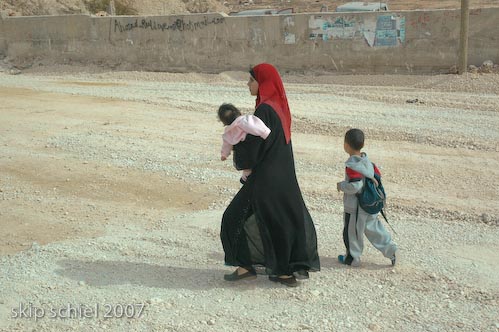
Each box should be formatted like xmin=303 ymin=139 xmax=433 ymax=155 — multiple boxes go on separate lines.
xmin=0 ymin=8 xmax=498 ymax=73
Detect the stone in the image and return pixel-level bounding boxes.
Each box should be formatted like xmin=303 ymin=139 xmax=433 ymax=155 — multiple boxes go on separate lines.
xmin=468 ymin=65 xmax=478 ymax=73
xmin=9 ymin=68 xmax=21 ymax=75
xmin=368 ymin=323 xmax=381 ymax=331
xmin=480 ymin=60 xmax=494 ymax=73
xmin=480 ymin=213 xmax=491 ymax=223
xmin=30 ymin=242 xmax=41 ymax=253
xmin=449 ymin=65 xmax=458 ymax=74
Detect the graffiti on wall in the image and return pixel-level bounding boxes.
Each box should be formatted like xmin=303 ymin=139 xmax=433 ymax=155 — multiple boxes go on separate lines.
xmin=250 ymin=27 xmax=265 ymax=46
xmin=375 ymin=15 xmax=405 ymax=46
xmin=308 ymin=14 xmax=405 ymax=47
xmin=308 ymin=16 xmax=357 ymax=41
xmin=284 ymin=32 xmax=296 ymax=44
xmin=282 ymin=16 xmax=296 ymax=44
xmin=114 ymin=16 xmax=224 ymax=33
xmin=408 ymin=12 xmax=430 ymax=30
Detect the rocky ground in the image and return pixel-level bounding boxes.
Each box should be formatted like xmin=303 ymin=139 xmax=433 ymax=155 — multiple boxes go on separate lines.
xmin=0 ymin=67 xmax=498 ymax=331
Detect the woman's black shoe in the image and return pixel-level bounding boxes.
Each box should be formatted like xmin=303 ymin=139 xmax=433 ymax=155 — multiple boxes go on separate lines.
xmin=224 ymin=268 xmax=257 ymax=281
xmin=269 ymin=275 xmax=298 ymax=287
xmin=294 ymin=270 xmax=309 ymax=280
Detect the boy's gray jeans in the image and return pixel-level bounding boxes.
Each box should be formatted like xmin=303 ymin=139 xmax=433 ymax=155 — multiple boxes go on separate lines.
xmin=343 ymin=209 xmax=397 ymax=265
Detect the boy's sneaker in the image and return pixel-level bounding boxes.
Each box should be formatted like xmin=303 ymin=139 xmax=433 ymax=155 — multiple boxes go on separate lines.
xmin=390 ymin=253 xmax=396 ymax=266
xmin=338 ymin=255 xmax=360 ymax=267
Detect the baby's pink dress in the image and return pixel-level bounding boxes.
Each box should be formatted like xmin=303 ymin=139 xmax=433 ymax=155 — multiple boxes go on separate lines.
xmin=221 ymin=114 xmax=271 ymax=181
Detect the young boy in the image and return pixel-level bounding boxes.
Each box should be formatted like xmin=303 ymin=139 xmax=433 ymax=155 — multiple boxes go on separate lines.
xmin=336 ymin=128 xmax=397 ymax=267
xmin=218 ymin=103 xmax=270 ymax=183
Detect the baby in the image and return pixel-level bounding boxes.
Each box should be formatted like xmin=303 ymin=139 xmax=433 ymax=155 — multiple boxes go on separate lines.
xmin=218 ymin=103 xmax=270 ymax=183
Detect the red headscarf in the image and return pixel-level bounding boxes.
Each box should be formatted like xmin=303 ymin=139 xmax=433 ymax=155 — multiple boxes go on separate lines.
xmin=251 ymin=63 xmax=292 ymax=144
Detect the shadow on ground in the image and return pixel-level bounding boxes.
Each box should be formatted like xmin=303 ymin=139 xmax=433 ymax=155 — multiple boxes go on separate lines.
xmin=319 ymin=255 xmax=394 ymax=270
xmin=55 ymin=259 xmax=227 ymax=290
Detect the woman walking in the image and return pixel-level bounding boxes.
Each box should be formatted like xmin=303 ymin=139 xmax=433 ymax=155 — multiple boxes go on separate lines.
xmin=221 ymin=63 xmax=320 ymax=287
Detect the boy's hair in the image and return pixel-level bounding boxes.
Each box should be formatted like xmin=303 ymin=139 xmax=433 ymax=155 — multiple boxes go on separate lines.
xmin=345 ymin=128 xmax=365 ymax=151
xmin=218 ymin=103 xmax=241 ymax=126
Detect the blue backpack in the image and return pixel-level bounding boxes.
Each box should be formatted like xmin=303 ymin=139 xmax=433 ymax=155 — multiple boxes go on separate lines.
xmin=356 ymin=167 xmax=398 ymax=235
xmin=356 ymin=171 xmax=386 ymax=215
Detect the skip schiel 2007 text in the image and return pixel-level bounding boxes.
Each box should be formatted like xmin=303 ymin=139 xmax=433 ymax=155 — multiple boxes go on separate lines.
xmin=11 ymin=302 xmax=146 ymax=321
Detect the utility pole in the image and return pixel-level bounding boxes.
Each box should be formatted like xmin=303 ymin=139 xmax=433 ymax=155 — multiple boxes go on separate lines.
xmin=108 ymin=0 xmax=116 ymax=15
xmin=458 ymin=0 xmax=469 ymax=74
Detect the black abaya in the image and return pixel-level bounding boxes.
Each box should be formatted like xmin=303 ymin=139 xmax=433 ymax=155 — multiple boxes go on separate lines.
xmin=221 ymin=103 xmax=320 ymax=276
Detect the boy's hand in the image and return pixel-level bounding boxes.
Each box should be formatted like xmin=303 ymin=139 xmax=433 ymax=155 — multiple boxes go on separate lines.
xmin=336 ymin=182 xmax=342 ymax=192
xmin=221 ymin=156 xmax=227 ymax=161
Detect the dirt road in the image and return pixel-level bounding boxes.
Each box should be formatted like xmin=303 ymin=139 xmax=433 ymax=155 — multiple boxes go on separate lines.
xmin=0 ymin=68 xmax=498 ymax=331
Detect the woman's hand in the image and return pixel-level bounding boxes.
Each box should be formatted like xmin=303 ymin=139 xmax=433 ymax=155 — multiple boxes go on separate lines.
xmin=221 ymin=156 xmax=227 ymax=161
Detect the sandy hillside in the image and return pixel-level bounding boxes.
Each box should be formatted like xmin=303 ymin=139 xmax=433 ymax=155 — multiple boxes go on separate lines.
xmin=0 ymin=67 xmax=498 ymax=331
xmin=229 ymin=0 xmax=499 ymax=14
xmin=2 ymin=0 xmax=499 ymax=16
xmin=0 ymin=0 xmax=228 ymax=16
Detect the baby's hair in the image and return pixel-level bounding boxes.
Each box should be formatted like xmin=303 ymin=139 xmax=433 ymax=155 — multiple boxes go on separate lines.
xmin=345 ymin=128 xmax=365 ymax=151
xmin=218 ymin=103 xmax=241 ymax=126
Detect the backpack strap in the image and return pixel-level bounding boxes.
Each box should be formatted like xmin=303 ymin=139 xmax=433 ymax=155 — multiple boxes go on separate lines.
xmin=380 ymin=209 xmax=398 ymax=236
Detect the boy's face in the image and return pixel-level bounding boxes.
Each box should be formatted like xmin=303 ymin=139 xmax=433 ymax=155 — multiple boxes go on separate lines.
xmin=343 ymin=141 xmax=350 ymax=154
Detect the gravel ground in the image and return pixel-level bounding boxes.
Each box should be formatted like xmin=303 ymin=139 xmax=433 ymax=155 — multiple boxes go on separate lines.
xmin=0 ymin=68 xmax=498 ymax=332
